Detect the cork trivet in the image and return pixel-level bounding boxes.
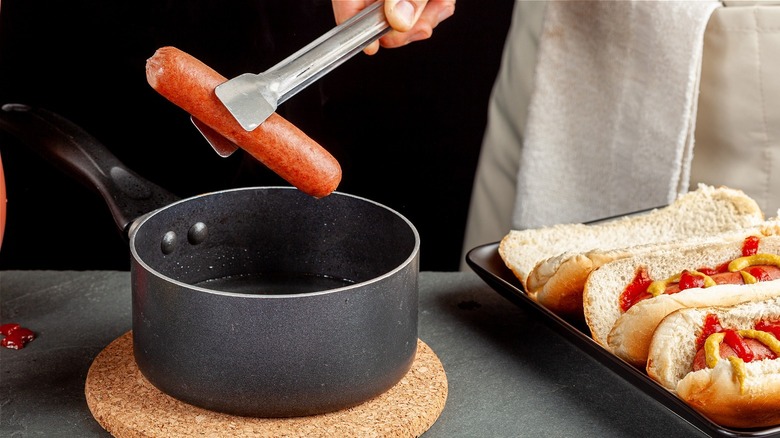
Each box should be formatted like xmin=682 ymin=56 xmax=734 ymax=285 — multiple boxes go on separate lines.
xmin=85 ymin=332 xmax=447 ymax=437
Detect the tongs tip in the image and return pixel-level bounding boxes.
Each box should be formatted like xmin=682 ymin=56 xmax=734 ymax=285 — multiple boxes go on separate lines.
xmin=215 ymin=73 xmax=276 ymax=132
xmin=191 ymin=116 xmax=239 ymax=158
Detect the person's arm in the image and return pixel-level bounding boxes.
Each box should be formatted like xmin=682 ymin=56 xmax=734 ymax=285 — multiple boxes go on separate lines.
xmin=332 ymin=0 xmax=455 ymax=55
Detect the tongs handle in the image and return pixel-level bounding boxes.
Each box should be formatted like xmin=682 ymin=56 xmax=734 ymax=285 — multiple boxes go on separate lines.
xmin=267 ymin=1 xmax=390 ymax=106
xmin=210 ymin=1 xmax=389 ymax=140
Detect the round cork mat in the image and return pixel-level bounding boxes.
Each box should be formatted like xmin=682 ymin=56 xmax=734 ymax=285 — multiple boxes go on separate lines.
xmin=85 ymin=332 xmax=448 ymax=438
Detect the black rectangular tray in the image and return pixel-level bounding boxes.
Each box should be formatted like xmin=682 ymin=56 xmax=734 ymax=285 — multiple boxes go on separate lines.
xmin=466 ymin=242 xmax=780 ymax=438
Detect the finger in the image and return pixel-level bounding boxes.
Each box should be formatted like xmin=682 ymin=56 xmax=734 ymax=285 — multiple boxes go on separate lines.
xmin=332 ymin=0 xmax=375 ymax=25
xmin=363 ymin=40 xmax=381 ymax=55
xmin=379 ymin=0 xmax=454 ymax=47
xmin=419 ymin=0 xmax=456 ymax=30
xmin=384 ymin=0 xmax=428 ymax=32
xmin=333 ymin=1 xmax=385 ymax=55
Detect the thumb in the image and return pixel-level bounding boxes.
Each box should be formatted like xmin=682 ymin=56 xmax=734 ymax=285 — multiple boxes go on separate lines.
xmin=384 ymin=0 xmax=427 ymax=32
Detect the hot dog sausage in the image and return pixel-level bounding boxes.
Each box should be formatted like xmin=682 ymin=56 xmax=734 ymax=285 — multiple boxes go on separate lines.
xmin=146 ymin=46 xmax=341 ymax=198
xmin=621 ymin=263 xmax=780 ymax=312
xmin=692 ymin=337 xmax=777 ymax=371
xmin=663 ymin=266 xmax=780 ymax=294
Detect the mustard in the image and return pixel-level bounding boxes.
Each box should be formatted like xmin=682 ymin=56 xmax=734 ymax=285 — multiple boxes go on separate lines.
xmin=740 ymin=270 xmax=758 ymax=284
xmin=739 ymin=329 xmax=780 ymax=355
xmin=647 ymin=254 xmax=780 ymax=297
xmin=704 ymin=332 xmax=726 ymax=369
xmin=728 ymin=253 xmax=780 ymax=272
xmin=647 ymin=270 xmax=715 ymax=297
xmin=702 ymin=329 xmax=780 ymax=393
xmin=647 ymin=277 xmax=677 ymax=297
xmin=728 ymin=356 xmax=747 ymax=394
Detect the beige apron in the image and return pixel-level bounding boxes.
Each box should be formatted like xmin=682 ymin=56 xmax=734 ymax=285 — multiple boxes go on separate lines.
xmin=461 ymin=1 xmax=780 ymax=270
xmin=690 ymin=3 xmax=780 ymax=217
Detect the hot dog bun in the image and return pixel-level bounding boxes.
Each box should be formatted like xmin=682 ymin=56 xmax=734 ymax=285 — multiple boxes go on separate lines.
xmin=146 ymin=46 xmax=342 ymax=198
xmin=498 ymin=184 xmax=764 ymax=318
xmin=583 ymin=229 xmax=780 ymax=366
xmin=646 ymin=297 xmax=780 ymax=428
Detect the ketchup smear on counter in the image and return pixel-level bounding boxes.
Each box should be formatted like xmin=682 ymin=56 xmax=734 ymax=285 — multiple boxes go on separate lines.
xmin=0 ymin=323 xmax=35 ymax=350
xmin=619 ymin=236 xmax=763 ymax=312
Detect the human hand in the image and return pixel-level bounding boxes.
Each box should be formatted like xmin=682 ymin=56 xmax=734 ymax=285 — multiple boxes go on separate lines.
xmin=332 ymin=0 xmax=455 ymax=55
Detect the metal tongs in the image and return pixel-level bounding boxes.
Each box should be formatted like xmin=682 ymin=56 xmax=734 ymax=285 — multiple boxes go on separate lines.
xmin=195 ymin=1 xmax=390 ymax=157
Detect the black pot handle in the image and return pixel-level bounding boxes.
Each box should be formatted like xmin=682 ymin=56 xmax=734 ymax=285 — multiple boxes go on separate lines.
xmin=0 ymin=103 xmax=179 ymax=238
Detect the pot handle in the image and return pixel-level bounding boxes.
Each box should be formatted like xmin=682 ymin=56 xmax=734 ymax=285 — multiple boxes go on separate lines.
xmin=0 ymin=103 xmax=179 ymax=238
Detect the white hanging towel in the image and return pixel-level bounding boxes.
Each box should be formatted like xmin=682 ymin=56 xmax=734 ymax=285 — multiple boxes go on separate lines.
xmin=512 ymin=0 xmax=721 ymax=229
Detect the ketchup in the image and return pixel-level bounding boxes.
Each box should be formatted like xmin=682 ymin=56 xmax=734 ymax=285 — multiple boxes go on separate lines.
xmin=678 ymin=270 xmax=705 ymax=290
xmin=696 ymin=313 xmax=723 ymax=350
xmin=695 ymin=314 xmax=780 ymax=367
xmin=695 ymin=237 xmax=756 ymax=275
xmin=747 ymin=266 xmax=772 ymax=282
xmin=756 ymin=320 xmax=780 ymax=340
xmin=618 ymin=236 xmax=776 ymax=313
xmin=0 ymin=323 xmax=35 ymax=350
xmin=697 ymin=261 xmax=729 ymax=276
xmin=722 ymin=329 xmax=755 ymax=362
xmin=742 ymin=235 xmax=761 ymax=256
xmin=619 ymin=267 xmax=653 ymax=312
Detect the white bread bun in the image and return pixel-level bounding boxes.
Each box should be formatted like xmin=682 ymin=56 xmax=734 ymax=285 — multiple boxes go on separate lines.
xmin=585 ymin=235 xmax=747 ymax=347
xmin=583 ymin=232 xmax=780 ymax=363
xmin=610 ymin=279 xmax=780 ymax=367
xmin=498 ymin=185 xmax=764 ymax=318
xmin=646 ymin=297 xmax=780 ymax=428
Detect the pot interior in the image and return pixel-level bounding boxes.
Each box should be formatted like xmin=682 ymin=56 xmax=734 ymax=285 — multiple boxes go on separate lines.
xmin=130 ymin=187 xmax=419 ymax=294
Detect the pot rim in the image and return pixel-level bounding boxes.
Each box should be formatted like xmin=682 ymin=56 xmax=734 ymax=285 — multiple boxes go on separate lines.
xmin=128 ymin=186 xmax=420 ymax=299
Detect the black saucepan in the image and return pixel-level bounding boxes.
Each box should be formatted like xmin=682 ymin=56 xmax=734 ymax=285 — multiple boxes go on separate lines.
xmin=0 ymin=103 xmax=420 ymax=417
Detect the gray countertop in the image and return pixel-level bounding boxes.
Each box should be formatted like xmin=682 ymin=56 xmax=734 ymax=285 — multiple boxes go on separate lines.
xmin=0 ymin=270 xmax=709 ymax=437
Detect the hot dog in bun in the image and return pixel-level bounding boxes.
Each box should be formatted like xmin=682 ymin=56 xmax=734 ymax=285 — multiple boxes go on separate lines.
xmin=499 ymin=184 xmax=764 ymax=319
xmin=646 ymin=296 xmax=780 ymax=428
xmin=584 ymin=228 xmax=780 ymax=366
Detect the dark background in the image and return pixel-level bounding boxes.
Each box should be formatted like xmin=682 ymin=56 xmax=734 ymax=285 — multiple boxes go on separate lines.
xmin=0 ymin=0 xmax=515 ymax=272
